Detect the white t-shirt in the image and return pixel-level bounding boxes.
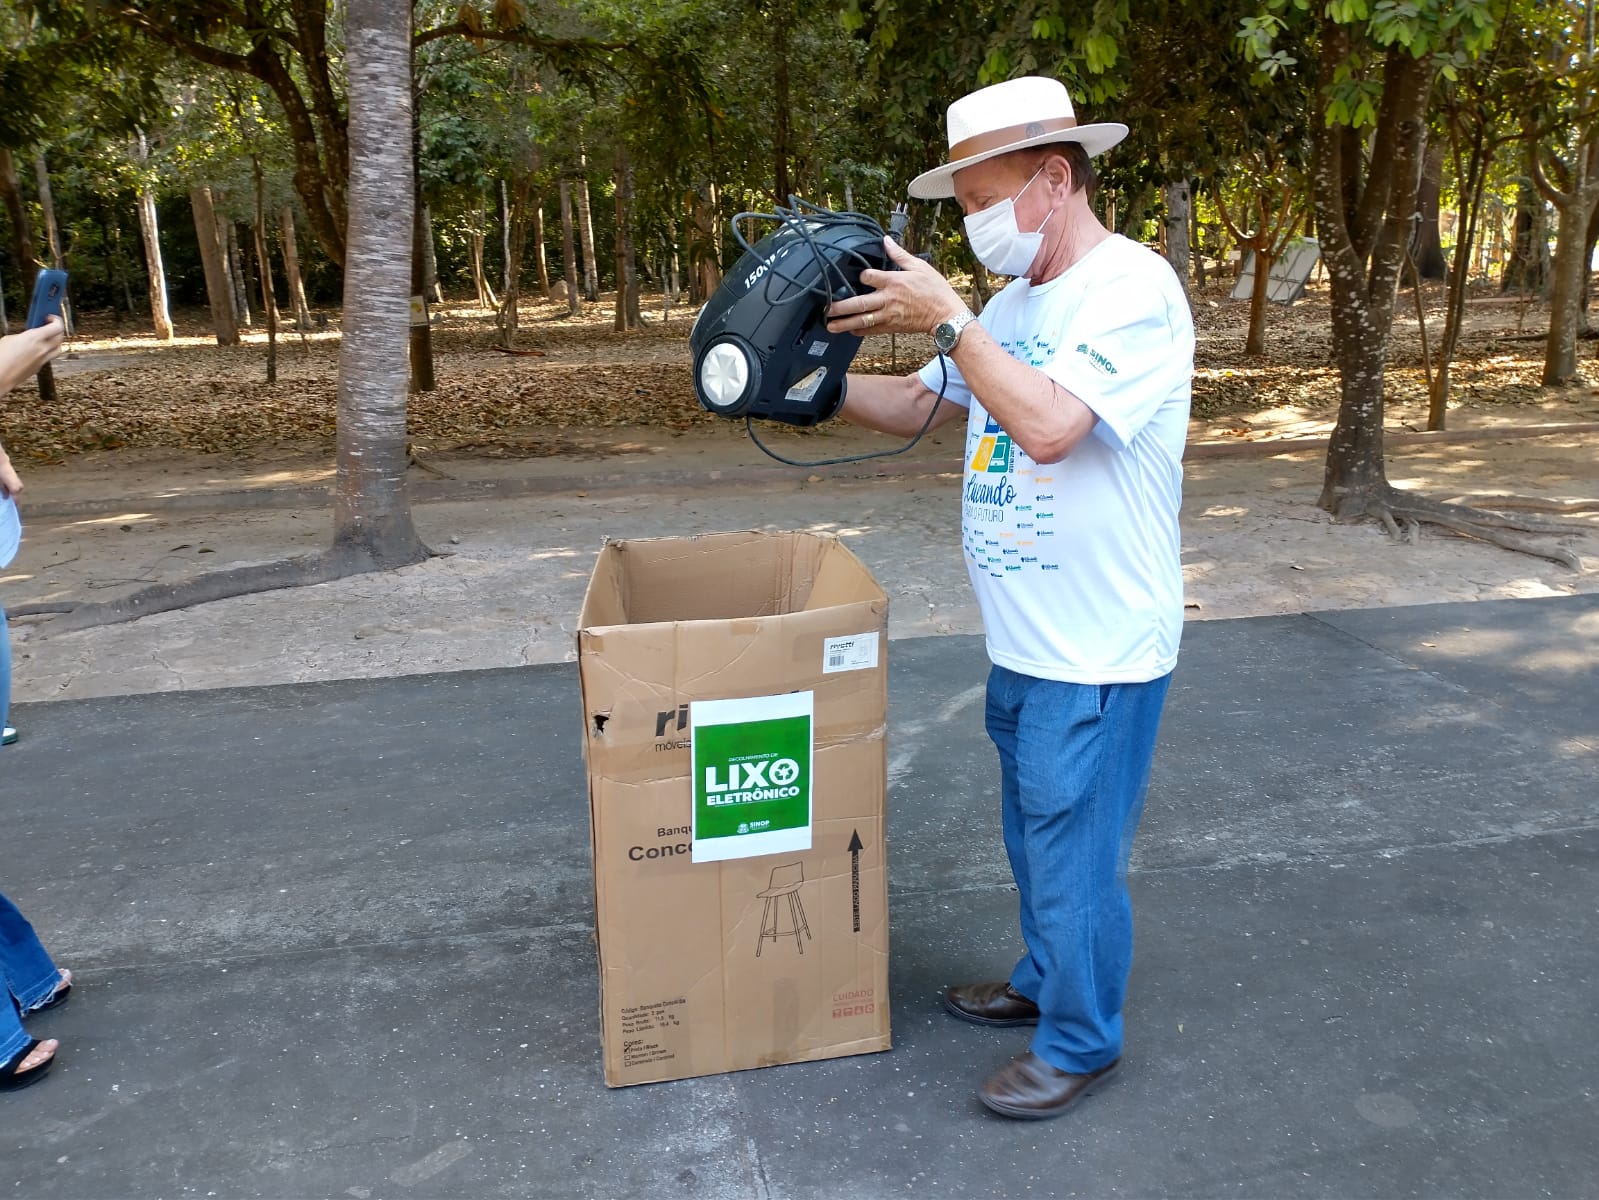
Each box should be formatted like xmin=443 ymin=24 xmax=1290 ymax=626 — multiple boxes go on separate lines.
xmin=918 ymin=234 xmax=1194 ymax=684
xmin=0 ymin=494 xmax=18 ymax=570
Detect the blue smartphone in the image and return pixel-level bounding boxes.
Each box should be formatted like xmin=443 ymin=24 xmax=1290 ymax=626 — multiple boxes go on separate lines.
xmin=25 ymin=269 xmax=68 ymax=329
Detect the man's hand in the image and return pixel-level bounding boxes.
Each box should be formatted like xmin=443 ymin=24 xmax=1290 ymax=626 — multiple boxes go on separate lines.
xmin=0 ymin=315 xmax=67 ymax=396
xmin=825 ymin=238 xmax=968 ymax=339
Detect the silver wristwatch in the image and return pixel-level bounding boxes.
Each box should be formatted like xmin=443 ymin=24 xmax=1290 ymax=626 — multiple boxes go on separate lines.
xmin=933 ymin=309 xmax=976 ymax=354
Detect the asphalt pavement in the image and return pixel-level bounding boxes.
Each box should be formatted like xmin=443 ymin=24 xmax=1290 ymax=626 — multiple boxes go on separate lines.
xmin=2 ymin=594 xmax=1596 ymax=1199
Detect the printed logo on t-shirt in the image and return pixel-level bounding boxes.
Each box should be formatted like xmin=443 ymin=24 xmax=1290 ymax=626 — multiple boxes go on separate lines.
xmin=969 ymin=413 xmax=1013 ymax=474
xmin=1075 ymin=342 xmax=1118 ymax=375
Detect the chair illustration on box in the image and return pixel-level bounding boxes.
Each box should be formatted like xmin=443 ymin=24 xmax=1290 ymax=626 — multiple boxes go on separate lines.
xmin=755 ymin=862 xmax=812 ymax=957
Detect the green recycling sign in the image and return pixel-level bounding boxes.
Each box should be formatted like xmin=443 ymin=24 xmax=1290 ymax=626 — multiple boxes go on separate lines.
xmin=690 ymin=691 xmax=814 ymax=863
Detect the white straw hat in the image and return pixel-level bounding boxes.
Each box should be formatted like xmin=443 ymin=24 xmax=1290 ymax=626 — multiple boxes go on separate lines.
xmin=908 ymin=76 xmax=1128 ymax=200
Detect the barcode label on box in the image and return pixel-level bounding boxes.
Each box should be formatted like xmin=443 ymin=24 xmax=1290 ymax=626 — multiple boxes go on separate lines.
xmin=822 ymin=632 xmax=879 ymax=674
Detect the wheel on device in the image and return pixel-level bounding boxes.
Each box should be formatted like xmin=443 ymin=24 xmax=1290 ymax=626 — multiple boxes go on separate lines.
xmin=694 ymin=335 xmax=762 ymax=417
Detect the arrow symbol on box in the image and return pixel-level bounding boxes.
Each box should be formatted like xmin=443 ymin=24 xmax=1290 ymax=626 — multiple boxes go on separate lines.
xmin=848 ymin=829 xmax=864 ymax=933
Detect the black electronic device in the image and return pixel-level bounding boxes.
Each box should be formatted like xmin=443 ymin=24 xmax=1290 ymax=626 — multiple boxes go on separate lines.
xmin=690 ymin=200 xmax=896 ymax=427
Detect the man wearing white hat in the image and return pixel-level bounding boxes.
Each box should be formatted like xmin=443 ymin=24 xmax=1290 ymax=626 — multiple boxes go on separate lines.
xmin=826 ymin=76 xmax=1194 ymax=1120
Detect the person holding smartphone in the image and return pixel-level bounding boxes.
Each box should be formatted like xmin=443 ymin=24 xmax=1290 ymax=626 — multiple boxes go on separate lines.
xmin=0 ymin=315 xmax=71 ymax=1091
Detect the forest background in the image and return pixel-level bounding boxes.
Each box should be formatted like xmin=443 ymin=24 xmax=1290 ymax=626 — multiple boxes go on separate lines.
xmin=0 ymin=0 xmax=1596 ymax=632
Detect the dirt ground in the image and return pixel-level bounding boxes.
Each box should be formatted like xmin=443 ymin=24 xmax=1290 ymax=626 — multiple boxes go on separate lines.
xmin=3 ymin=284 xmax=1597 ymax=703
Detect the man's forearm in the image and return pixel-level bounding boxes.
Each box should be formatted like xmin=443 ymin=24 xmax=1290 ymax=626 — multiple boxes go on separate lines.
xmin=946 ymin=326 xmax=1096 ymax=465
xmin=839 ymin=371 xmax=960 ymax=439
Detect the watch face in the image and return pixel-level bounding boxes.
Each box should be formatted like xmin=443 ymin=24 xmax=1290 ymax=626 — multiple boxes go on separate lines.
xmin=935 ymin=322 xmax=956 ymax=351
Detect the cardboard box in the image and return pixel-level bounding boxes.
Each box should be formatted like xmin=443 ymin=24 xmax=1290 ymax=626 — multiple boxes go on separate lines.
xmin=578 ymin=530 xmax=891 ymax=1087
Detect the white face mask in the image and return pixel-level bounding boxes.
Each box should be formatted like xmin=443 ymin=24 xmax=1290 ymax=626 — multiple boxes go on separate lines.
xmin=963 ymin=165 xmax=1054 ymax=278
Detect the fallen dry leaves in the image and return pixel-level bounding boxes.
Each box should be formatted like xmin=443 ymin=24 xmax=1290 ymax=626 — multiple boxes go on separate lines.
xmin=0 ymin=281 xmax=1588 ymax=465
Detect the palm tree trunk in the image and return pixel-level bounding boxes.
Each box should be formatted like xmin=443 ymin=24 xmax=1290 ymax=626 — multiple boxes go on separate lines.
xmin=334 ymin=0 xmax=428 ymax=568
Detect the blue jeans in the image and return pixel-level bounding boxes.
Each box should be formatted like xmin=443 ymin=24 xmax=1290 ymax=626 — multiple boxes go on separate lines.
xmin=0 ymin=892 xmax=61 ymax=1064
xmin=2 ymin=603 xmax=64 ymax=1064
xmin=985 ymin=664 xmax=1171 ymax=1075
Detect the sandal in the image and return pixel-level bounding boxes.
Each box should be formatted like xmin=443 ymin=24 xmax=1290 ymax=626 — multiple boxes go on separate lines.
xmin=34 ymin=969 xmax=72 ymax=1013
xmin=0 ymin=1038 xmax=55 ymax=1091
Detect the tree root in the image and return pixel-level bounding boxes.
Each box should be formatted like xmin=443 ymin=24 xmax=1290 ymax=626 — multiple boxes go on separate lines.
xmin=407 ymin=450 xmax=455 ymax=479
xmin=1330 ymin=485 xmax=1587 ymax=570
xmin=24 ymin=544 xmax=433 ymax=638
xmin=5 ymin=602 xmax=78 ymax=618
xmin=1444 ymin=493 xmax=1599 ymax=515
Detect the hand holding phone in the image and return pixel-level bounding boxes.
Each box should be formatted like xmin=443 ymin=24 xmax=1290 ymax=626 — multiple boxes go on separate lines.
xmin=25 ymin=269 xmax=68 ymax=330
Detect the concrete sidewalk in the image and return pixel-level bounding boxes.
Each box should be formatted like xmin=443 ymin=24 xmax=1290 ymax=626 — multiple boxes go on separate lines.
xmin=2 ymin=594 xmax=1595 ymax=1197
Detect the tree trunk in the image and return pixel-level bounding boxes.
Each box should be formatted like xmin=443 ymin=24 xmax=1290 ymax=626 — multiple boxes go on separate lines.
xmin=1411 ymin=141 xmax=1448 ymax=281
xmin=470 ymin=193 xmax=497 ymax=310
xmin=112 ymin=218 xmax=136 ymax=318
xmin=226 ymin=220 xmax=253 ymax=326
xmin=1119 ymin=184 xmax=1152 ymax=239
xmin=532 ymin=197 xmax=549 ymax=297
xmin=1501 ymin=172 xmax=1551 ymax=295
xmin=560 ymin=178 xmax=581 ymax=316
xmin=252 ymin=158 xmax=278 ymax=383
xmin=1162 ymin=178 xmax=1191 ymax=296
xmin=1314 ymin=35 xmax=1432 ymax=517
xmin=500 ymin=178 xmax=513 ymax=300
xmin=135 ymin=192 xmax=174 ymax=340
xmin=1244 ymin=242 xmax=1273 ymax=356
xmin=614 ymin=146 xmax=639 ymax=331
xmin=27 ymin=0 xmax=428 ymax=637
xmin=0 ymin=148 xmax=56 ymax=399
xmin=1583 ymin=194 xmax=1599 ymax=328
xmin=334 ymin=0 xmax=427 ymax=569
xmin=689 ymin=182 xmax=721 ymax=305
xmin=669 ymin=225 xmax=683 ymax=305
xmin=1426 ymin=115 xmax=1494 ymax=431
xmin=500 ymin=171 xmax=533 ymax=345
xmin=191 ymin=186 xmax=241 ymax=344
xmin=1537 ymin=16 xmax=1598 ymax=388
xmin=134 ymin=132 xmax=175 ymax=342
xmin=421 ymin=204 xmax=444 ymax=304
xmin=33 ymin=153 xmax=72 ymax=334
xmin=772 ymin=0 xmax=793 ymax=203
xmin=574 ymin=165 xmax=599 ymax=301
xmin=408 ymin=91 xmax=435 ymax=393
xmin=970 ymin=261 xmax=993 ymax=312
xmin=280 ymin=205 xmax=312 ymax=328
xmin=1542 ymin=153 xmax=1598 ymax=385
xmin=32 ymin=154 xmax=63 ymax=267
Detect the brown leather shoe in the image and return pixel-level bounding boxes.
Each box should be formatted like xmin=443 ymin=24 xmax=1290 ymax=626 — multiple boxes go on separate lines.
xmin=942 ymin=980 xmax=1040 ymax=1027
xmin=978 ymin=1051 xmax=1120 ymax=1120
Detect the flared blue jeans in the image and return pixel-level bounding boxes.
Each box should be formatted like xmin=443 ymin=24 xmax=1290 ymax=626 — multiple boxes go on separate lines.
xmin=0 ymin=893 xmax=61 ymax=1065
